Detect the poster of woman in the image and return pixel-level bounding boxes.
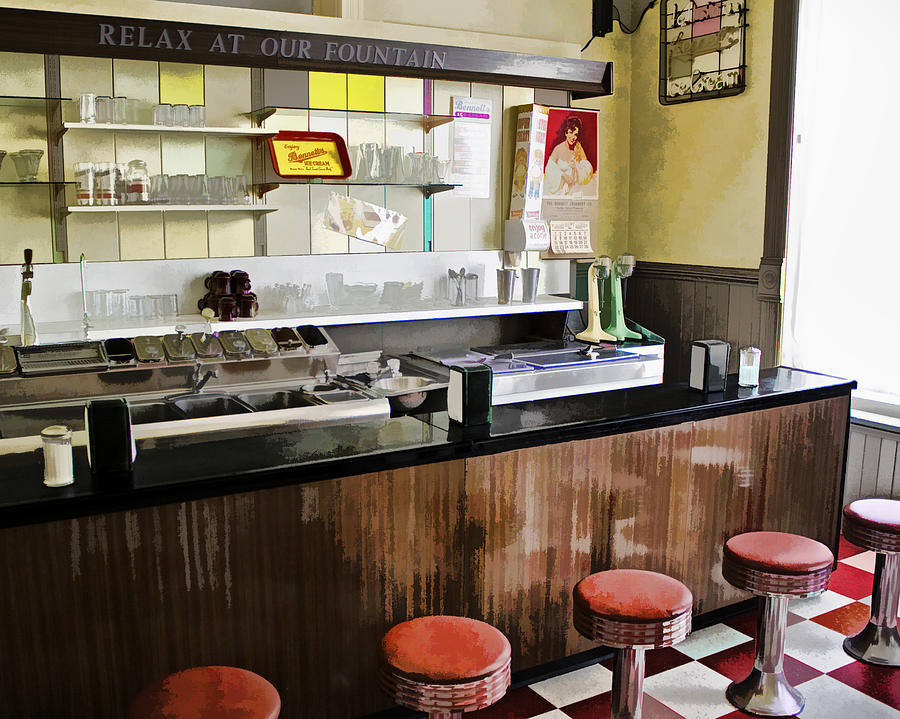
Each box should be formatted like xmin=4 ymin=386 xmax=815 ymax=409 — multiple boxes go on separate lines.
xmin=542 ymin=108 xmax=599 ymax=200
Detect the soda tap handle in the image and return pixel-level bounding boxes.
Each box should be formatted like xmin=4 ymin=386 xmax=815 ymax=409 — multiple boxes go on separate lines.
xmin=23 ymin=249 xmax=32 ymax=266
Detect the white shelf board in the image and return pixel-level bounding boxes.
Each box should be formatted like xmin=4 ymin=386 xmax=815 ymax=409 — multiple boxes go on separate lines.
xmin=33 ymin=296 xmax=582 ymax=343
xmin=63 ymin=122 xmax=276 ymax=136
xmin=67 ymin=204 xmax=275 ymax=213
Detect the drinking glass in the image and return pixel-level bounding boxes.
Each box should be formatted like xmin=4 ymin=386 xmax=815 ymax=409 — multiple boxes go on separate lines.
xmin=77 ymin=93 xmax=96 ymax=124
xmin=169 ymin=174 xmax=190 ymax=205
xmin=231 ymin=174 xmax=248 ymax=204
xmin=188 ymin=105 xmax=205 ymax=128
xmin=113 ymin=96 xmax=129 ymax=124
xmin=153 ymin=103 xmax=173 ymax=126
xmin=325 ymin=272 xmax=344 ymax=307
xmin=95 ymin=96 xmax=114 ymax=124
xmin=74 ymin=162 xmax=94 ymax=206
xmin=189 ymin=174 xmax=210 ymax=204
xmin=126 ymin=98 xmax=141 ymax=125
xmin=149 ymin=174 xmax=169 ymax=204
xmin=109 ymin=289 xmax=128 ymax=324
xmin=156 ymin=294 xmax=178 ymax=321
xmin=87 ymin=289 xmax=110 ymax=325
xmin=208 ymin=175 xmax=228 ymax=204
xmin=360 ymin=143 xmax=382 ymax=182
xmin=10 ymin=150 xmax=43 ymax=182
xmin=172 ymin=104 xmax=189 ymax=127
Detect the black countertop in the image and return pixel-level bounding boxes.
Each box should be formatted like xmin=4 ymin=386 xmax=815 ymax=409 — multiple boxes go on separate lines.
xmin=0 ymin=367 xmax=854 ymax=528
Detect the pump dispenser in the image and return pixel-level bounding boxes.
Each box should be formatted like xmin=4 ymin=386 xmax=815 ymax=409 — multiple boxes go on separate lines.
xmin=20 ymin=248 xmax=37 ymax=346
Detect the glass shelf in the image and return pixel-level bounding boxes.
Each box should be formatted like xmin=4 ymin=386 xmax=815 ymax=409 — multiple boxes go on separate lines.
xmin=0 ymin=95 xmax=70 ymax=108
xmin=252 ymin=181 xmax=459 ymax=199
xmin=67 ymin=204 xmax=276 ymax=213
xmin=246 ymin=106 xmax=454 ymax=133
xmin=0 ymin=181 xmax=74 ymax=186
xmin=62 ymin=122 xmax=276 ymax=137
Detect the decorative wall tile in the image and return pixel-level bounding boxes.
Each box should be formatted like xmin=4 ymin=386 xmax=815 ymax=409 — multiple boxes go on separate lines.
xmin=163 ymin=213 xmax=208 ymax=259
xmin=309 ymin=184 xmax=348 ymax=254
xmin=204 ymin=65 xmax=251 ymax=127
xmin=160 ymin=135 xmax=205 ymax=175
xmin=112 ymin=59 xmax=159 ymax=125
xmin=119 ymin=213 xmax=165 ymax=260
xmin=158 ymin=62 xmax=204 ymax=106
xmin=348 ymin=74 xmax=384 ymax=112
xmin=208 ymin=213 xmax=254 ymax=258
xmin=385 ymin=76 xmax=424 ymax=114
xmin=308 ymin=71 xmax=346 ymax=110
xmin=0 ymin=51 xmax=44 ymax=96
xmin=266 ymin=185 xmax=311 ymax=256
xmin=263 ymin=68 xmax=308 ymax=109
xmin=65 ymin=215 xmax=119 ymax=263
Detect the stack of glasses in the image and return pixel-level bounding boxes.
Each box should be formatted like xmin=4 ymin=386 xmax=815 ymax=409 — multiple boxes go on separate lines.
xmin=149 ymin=174 xmax=250 ymax=205
xmin=86 ymin=290 xmax=178 ymax=327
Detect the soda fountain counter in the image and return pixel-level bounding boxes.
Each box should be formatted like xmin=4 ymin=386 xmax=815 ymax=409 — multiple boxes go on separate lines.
xmin=0 ymin=350 xmax=854 ymax=718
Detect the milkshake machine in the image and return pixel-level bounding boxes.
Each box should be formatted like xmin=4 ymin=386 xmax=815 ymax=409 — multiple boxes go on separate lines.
xmin=576 ymin=253 xmax=642 ymax=344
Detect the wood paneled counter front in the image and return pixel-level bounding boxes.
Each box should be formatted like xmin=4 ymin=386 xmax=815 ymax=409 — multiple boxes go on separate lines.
xmin=0 ymin=368 xmax=853 ymax=718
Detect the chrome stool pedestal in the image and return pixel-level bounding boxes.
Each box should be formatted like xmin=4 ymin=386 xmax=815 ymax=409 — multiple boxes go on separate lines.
xmin=842 ymin=498 xmax=900 ymax=667
xmin=573 ymin=569 xmax=693 ymax=719
xmin=722 ymin=531 xmax=833 ymax=717
xmin=725 ymin=595 xmax=804 ymax=717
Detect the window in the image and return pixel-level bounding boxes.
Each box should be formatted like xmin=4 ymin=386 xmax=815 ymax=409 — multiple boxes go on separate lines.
xmin=782 ymin=0 xmax=900 ymax=408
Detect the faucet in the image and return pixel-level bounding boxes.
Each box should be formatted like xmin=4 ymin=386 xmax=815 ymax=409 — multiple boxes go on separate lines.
xmin=79 ymin=253 xmax=91 ymax=338
xmin=190 ymin=364 xmax=218 ymax=393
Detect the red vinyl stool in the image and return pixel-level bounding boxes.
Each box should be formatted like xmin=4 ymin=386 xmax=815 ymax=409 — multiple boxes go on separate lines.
xmin=722 ymin=531 xmax=833 ymax=717
xmin=573 ymin=569 xmax=693 ymax=719
xmin=379 ymin=615 xmax=511 ymax=719
xmin=127 ymin=665 xmax=280 ymax=719
xmin=842 ymin=498 xmax=900 ymax=666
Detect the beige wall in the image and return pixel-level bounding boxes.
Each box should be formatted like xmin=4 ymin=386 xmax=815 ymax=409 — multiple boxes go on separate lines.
xmin=1 ymin=0 xmax=775 ymax=270
xmin=627 ymin=2 xmax=773 ymax=268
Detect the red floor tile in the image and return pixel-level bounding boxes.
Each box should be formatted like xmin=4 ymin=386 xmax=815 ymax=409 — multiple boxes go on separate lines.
xmin=827 ymin=563 xmax=876 ymax=600
xmin=810 ymin=601 xmax=871 ymax=636
xmin=837 ymin=535 xmax=867 ymax=560
xmin=715 ymin=709 xmax=798 ymax=719
xmin=723 ymin=608 xmax=804 ymax=638
xmin=828 ymin=661 xmax=900 ymax=710
xmin=600 ymin=646 xmax=693 ymax=678
xmin=561 ymin=690 xmax=683 ymax=718
xmin=469 ymin=686 xmax=555 ymax=718
xmin=698 ymin=640 xmax=822 ymax=686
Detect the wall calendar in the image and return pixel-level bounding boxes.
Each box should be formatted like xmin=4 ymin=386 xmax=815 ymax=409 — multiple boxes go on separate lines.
xmin=659 ymin=0 xmax=748 ymax=105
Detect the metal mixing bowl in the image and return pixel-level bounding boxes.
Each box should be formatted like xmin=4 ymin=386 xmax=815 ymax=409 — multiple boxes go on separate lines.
xmin=370 ymin=376 xmax=431 ymax=410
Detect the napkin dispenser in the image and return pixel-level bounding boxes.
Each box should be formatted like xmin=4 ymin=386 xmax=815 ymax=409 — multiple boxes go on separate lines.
xmin=448 ymin=364 xmax=492 ymax=426
xmin=85 ymin=398 xmax=136 ymax=476
xmin=690 ymin=340 xmax=731 ymax=393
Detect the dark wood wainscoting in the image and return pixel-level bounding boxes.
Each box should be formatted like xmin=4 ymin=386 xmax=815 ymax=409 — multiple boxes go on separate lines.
xmin=627 ymin=262 xmax=782 ymax=383
xmin=0 ymin=398 xmax=847 ymax=717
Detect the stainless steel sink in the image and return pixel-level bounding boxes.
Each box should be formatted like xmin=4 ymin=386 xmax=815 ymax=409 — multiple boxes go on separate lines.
xmin=169 ymin=394 xmax=253 ymax=419
xmin=0 ymin=403 xmax=86 ymax=439
xmin=129 ymin=402 xmax=186 ymax=425
xmin=235 ymin=390 xmax=319 ymax=412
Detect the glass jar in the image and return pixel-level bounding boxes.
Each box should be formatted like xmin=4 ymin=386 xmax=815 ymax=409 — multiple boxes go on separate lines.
xmin=74 ymin=162 xmax=94 ymax=206
xmin=126 ymin=160 xmax=150 ymax=204
xmin=41 ymin=425 xmax=74 ymax=487
xmin=739 ymin=346 xmax=761 ymax=387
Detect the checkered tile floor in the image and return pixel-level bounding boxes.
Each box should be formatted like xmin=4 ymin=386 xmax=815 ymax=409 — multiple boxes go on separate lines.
xmin=469 ymin=538 xmax=899 ymax=718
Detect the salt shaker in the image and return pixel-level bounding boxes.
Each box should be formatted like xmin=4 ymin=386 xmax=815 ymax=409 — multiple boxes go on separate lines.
xmin=42 ymin=425 xmax=74 ymax=487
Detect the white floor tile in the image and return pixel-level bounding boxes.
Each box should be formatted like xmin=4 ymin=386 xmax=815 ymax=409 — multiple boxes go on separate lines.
xmin=643 ymin=661 xmax=733 ymax=719
xmin=789 ymin=590 xmax=855 ymax=618
xmin=674 ymin=623 xmax=749 ymax=659
xmin=795 ymin=674 xmax=899 ymax=718
xmin=529 ymin=662 xmax=612 ymax=707
xmin=841 ymin=550 xmax=878 ymax=574
xmin=530 ymin=711 xmax=572 ymax=719
xmin=784 ymin=620 xmax=856 ymax=673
